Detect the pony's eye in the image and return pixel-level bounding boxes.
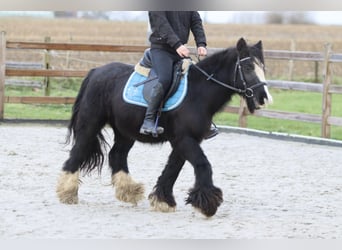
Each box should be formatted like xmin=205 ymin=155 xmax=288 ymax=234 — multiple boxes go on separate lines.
xmin=243 ymin=64 xmax=254 ymax=72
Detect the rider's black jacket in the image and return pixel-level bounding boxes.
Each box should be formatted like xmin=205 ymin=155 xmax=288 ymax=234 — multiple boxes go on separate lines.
xmin=148 ymin=11 xmax=207 ymax=52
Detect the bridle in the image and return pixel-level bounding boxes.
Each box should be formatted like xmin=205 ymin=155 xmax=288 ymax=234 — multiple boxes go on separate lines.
xmin=190 ymin=55 xmax=266 ymax=99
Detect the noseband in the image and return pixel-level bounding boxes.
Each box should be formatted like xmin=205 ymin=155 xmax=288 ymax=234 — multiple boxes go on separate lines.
xmin=191 ymin=56 xmax=266 ymax=98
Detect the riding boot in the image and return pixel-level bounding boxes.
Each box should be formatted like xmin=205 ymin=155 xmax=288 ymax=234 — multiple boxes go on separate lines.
xmin=204 ymin=122 xmax=219 ymax=139
xmin=140 ymin=82 xmax=165 ymax=135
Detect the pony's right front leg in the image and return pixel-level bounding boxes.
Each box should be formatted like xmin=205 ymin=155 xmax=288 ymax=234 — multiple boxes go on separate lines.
xmin=148 ymin=150 xmax=185 ymax=212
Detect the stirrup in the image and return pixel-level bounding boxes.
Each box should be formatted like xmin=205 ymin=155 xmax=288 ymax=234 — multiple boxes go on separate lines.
xmin=139 ymin=120 xmax=164 ymax=136
xmin=204 ymin=123 xmax=219 ymax=140
xmin=151 ymin=126 xmax=164 ymax=137
xmin=140 ymin=126 xmax=164 ymax=136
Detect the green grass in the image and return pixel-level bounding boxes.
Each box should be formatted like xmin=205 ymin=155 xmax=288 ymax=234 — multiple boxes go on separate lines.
xmin=213 ymin=89 xmax=342 ymax=140
xmin=214 ymin=112 xmax=342 ymax=140
xmin=5 ymin=103 xmax=73 ymax=120
xmin=4 ymin=78 xmax=80 ymax=120
xmin=3 ymin=78 xmax=342 ymax=140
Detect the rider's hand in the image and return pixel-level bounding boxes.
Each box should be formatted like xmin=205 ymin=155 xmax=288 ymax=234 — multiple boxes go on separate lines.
xmin=197 ymin=46 xmax=207 ymax=57
xmin=176 ymin=45 xmax=190 ymax=58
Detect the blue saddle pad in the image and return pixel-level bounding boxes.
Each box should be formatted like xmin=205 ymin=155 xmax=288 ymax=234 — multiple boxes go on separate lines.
xmin=123 ymin=71 xmax=188 ymax=111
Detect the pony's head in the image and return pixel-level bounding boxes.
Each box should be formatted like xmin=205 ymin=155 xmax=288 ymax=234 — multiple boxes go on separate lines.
xmin=235 ymin=38 xmax=273 ymax=113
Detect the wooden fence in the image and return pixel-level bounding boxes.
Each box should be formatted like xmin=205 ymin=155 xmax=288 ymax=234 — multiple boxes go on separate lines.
xmin=1 ymin=31 xmax=342 ymax=139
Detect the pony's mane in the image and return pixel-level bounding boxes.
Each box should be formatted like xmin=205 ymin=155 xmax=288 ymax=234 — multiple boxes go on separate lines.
xmin=196 ymin=42 xmax=264 ymax=71
xmin=196 ymin=46 xmax=237 ymax=72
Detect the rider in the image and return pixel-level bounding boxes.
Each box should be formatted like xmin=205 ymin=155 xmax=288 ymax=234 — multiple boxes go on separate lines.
xmin=139 ymin=11 xmax=218 ymax=139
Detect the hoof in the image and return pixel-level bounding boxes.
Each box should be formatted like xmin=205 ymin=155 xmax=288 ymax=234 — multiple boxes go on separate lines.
xmin=148 ymin=192 xmax=176 ymax=213
xmin=185 ymin=185 xmax=223 ymax=217
xmin=56 ymin=171 xmax=80 ymax=204
xmin=112 ymin=171 xmax=145 ymax=205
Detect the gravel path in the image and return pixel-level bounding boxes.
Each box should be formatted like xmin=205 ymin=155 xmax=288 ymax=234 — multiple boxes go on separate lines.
xmin=0 ymin=124 xmax=341 ymax=238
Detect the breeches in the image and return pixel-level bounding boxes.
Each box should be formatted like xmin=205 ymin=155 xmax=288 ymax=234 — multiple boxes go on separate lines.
xmin=150 ymin=48 xmax=182 ymax=91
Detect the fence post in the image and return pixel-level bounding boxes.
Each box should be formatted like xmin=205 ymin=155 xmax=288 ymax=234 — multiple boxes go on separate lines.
xmin=238 ymin=97 xmax=248 ymax=128
xmin=321 ymin=43 xmax=332 ymax=138
xmin=314 ymin=61 xmax=319 ymax=83
xmin=0 ymin=31 xmax=6 ymax=120
xmin=288 ymin=39 xmax=295 ymax=81
xmin=44 ymin=36 xmax=51 ymax=96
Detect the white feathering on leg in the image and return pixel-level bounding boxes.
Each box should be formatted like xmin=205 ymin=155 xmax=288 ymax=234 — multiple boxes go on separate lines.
xmin=56 ymin=171 xmax=80 ymax=204
xmin=112 ymin=170 xmax=145 ymax=205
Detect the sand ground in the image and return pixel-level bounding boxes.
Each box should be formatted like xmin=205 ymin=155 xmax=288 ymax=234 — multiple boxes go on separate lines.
xmin=0 ymin=124 xmax=341 ymax=238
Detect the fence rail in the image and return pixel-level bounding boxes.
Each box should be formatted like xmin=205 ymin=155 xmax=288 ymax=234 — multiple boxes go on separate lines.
xmin=6 ymin=41 xmax=148 ymax=52
xmin=5 ymin=68 xmax=87 ymax=77
xmin=1 ymin=31 xmax=342 ymax=139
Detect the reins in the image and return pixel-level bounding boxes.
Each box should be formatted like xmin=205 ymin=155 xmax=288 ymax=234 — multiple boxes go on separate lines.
xmin=189 ymin=56 xmax=266 ymax=98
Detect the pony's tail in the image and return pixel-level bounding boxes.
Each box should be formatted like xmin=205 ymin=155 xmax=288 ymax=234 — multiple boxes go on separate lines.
xmin=65 ymin=68 xmax=96 ymax=145
xmin=64 ymin=68 xmax=108 ymax=175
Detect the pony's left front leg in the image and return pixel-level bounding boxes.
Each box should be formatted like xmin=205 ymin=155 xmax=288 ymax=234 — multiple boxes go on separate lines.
xmin=173 ymin=137 xmax=223 ymax=217
xmin=148 ymin=150 xmax=185 ymax=212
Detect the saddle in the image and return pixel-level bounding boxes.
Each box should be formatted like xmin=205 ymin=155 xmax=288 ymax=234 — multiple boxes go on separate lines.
xmin=123 ymin=50 xmax=190 ymax=112
xmin=134 ymin=48 xmax=191 ymax=104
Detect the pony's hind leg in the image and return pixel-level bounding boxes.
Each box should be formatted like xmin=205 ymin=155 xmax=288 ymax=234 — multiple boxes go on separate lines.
xmin=112 ymin=171 xmax=144 ymax=205
xmin=56 ymin=143 xmax=85 ymax=204
xmin=57 ymin=119 xmax=106 ymax=204
xmin=109 ymin=134 xmax=144 ymax=205
xmin=56 ymin=170 xmax=80 ymax=204
xmin=148 ymin=149 xmax=185 ymax=212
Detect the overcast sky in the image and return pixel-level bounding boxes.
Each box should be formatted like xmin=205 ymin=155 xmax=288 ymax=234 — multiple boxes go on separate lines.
xmin=201 ymin=11 xmax=342 ymax=25
xmin=1 ymin=11 xmax=342 ymax=25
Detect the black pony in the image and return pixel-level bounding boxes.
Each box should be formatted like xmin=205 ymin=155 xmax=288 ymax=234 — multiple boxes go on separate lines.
xmin=56 ymin=38 xmax=272 ymax=217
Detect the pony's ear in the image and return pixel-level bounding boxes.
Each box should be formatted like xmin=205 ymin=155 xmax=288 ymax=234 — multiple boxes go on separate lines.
xmin=253 ymin=40 xmax=264 ymax=63
xmin=254 ymin=40 xmax=263 ymax=51
xmin=236 ymin=38 xmax=247 ymax=52
xmin=236 ymin=38 xmax=249 ymax=58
